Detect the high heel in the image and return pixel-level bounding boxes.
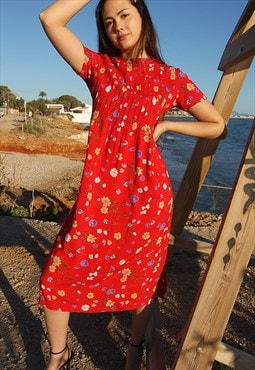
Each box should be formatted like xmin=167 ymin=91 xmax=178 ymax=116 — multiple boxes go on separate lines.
xmin=50 ymin=344 xmax=74 ymax=370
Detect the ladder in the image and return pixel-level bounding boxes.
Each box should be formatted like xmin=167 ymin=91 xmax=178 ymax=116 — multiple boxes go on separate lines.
xmin=145 ymin=1 xmax=255 ymax=368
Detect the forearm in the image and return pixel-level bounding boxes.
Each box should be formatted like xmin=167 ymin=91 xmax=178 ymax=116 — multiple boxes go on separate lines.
xmin=154 ymin=99 xmax=226 ymax=140
xmin=158 ymin=119 xmax=225 ymax=139
xmin=39 ymin=0 xmax=91 ymax=72
xmin=39 ymin=0 xmax=91 ymax=27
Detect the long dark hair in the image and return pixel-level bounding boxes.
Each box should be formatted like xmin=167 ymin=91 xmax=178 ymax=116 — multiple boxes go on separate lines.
xmin=95 ymin=0 xmax=164 ymax=62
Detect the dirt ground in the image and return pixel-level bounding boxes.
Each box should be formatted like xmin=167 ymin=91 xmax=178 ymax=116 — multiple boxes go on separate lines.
xmin=0 ymin=113 xmax=87 ymax=160
xmin=0 ymin=114 xmax=254 ymax=370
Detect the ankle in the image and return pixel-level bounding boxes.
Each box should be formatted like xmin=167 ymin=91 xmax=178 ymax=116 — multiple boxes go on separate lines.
xmin=46 ymin=345 xmax=68 ymax=370
xmin=50 ymin=344 xmax=68 ymax=356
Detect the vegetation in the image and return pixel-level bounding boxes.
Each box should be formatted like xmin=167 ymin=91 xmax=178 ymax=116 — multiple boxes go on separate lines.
xmin=0 ymin=85 xmax=84 ymax=115
xmin=38 ymin=91 xmax=47 ymax=99
xmin=23 ymin=117 xmax=47 ymax=135
xmin=0 ymin=85 xmax=25 ymax=112
xmin=0 ymin=152 xmax=66 ymax=220
xmin=55 ymin=94 xmax=83 ymax=110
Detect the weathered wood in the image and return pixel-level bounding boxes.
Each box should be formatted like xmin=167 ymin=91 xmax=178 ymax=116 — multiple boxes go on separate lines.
xmin=218 ymin=25 xmax=255 ymax=71
xmin=230 ymin=0 xmax=255 ymax=39
xmin=171 ymin=56 xmax=254 ymax=235
xmin=218 ymin=0 xmax=255 ymax=70
xmin=145 ymin=302 xmax=166 ymax=370
xmin=146 ymin=4 xmax=255 ymax=369
xmin=168 ymin=234 xmax=213 ymax=255
xmin=215 ymin=342 xmax=255 ymax=370
xmin=171 ymin=0 xmax=255 ymax=235
xmin=171 ymin=121 xmax=255 ymax=370
xmin=213 ymin=57 xmax=254 ymax=120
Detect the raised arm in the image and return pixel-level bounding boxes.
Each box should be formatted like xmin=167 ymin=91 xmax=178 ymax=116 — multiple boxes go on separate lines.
xmin=153 ymin=100 xmax=226 ymax=141
xmin=39 ymin=0 xmax=91 ymax=73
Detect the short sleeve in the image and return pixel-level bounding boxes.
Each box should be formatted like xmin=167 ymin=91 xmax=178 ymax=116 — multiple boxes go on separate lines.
xmin=76 ymin=46 xmax=106 ymax=94
xmin=175 ymin=68 xmax=206 ymax=111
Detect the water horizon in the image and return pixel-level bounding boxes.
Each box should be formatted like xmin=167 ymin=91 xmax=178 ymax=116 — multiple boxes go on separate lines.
xmin=158 ymin=117 xmax=254 ymax=214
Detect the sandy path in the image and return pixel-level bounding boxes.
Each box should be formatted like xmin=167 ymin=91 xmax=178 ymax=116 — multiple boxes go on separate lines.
xmin=1 ymin=152 xmax=84 ymax=191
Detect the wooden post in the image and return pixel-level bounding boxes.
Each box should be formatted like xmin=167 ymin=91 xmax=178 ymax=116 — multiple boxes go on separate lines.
xmin=171 ymin=120 xmax=255 ymax=369
xmin=171 ymin=0 xmax=255 ymax=235
xmin=147 ymin=4 xmax=255 ymax=368
xmin=145 ymin=302 xmax=166 ymax=370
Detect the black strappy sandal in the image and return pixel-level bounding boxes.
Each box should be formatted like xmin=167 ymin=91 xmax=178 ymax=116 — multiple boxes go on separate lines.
xmin=50 ymin=344 xmax=74 ymax=370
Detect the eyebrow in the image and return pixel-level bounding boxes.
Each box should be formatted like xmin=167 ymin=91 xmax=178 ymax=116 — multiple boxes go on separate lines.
xmin=103 ymin=8 xmax=130 ymax=22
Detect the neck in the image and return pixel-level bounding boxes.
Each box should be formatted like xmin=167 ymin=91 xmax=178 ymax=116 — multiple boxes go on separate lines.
xmin=121 ymin=51 xmax=148 ymax=59
xmin=121 ymin=44 xmax=148 ymax=59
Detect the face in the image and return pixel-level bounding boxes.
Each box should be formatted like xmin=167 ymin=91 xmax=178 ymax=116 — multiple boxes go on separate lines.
xmin=102 ymin=0 xmax=145 ymax=58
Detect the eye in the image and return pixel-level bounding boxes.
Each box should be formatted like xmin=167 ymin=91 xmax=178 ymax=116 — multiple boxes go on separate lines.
xmin=121 ymin=13 xmax=129 ymax=19
xmin=104 ymin=20 xmax=113 ymax=28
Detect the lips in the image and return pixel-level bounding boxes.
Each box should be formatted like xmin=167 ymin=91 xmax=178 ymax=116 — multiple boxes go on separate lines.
xmin=117 ymin=34 xmax=129 ymax=42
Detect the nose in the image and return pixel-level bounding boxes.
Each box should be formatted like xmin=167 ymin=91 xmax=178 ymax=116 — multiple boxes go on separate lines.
xmin=114 ymin=20 xmax=124 ymax=33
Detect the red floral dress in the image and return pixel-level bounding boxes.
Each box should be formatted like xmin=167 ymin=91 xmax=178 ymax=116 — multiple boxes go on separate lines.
xmin=39 ymin=46 xmax=205 ymax=313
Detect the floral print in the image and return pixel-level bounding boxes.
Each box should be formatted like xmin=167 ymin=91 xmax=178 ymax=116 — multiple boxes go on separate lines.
xmin=39 ymin=46 xmax=205 ymax=313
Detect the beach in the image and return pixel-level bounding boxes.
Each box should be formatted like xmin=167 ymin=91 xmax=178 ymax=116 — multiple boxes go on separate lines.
xmin=0 ymin=114 xmax=254 ymax=369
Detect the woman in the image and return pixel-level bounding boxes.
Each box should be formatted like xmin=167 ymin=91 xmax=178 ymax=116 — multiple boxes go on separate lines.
xmin=39 ymin=1 xmax=225 ymax=369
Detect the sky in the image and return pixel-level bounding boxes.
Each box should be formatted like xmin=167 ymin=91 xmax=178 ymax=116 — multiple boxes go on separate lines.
xmin=0 ymin=0 xmax=254 ymax=115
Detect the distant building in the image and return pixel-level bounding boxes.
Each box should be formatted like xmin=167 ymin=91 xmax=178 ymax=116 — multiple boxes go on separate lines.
xmin=65 ymin=105 xmax=92 ymax=125
xmin=46 ymin=104 xmax=65 ymax=114
xmin=46 ymin=103 xmax=92 ymax=125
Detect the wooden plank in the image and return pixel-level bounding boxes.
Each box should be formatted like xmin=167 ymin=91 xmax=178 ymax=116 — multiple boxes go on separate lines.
xmin=171 ymin=56 xmax=254 ymax=235
xmin=212 ymin=57 xmax=253 ymax=120
xmin=222 ymin=0 xmax=255 ymax=43
xmin=171 ymin=0 xmax=255 ymax=235
xmin=168 ymin=234 xmax=213 ymax=255
xmin=218 ymin=25 xmax=255 ymax=71
xmin=145 ymin=302 xmax=166 ymax=370
xmin=215 ymin=342 xmax=255 ymax=369
xmin=171 ymin=121 xmax=255 ymax=370
xmin=218 ymin=0 xmax=255 ymax=70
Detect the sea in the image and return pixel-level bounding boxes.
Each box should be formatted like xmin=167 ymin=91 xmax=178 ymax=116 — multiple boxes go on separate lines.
xmin=157 ymin=117 xmax=254 ymax=214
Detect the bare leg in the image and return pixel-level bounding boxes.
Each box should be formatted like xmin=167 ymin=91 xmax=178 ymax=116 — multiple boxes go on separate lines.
xmin=125 ymin=304 xmax=153 ymax=370
xmin=44 ymin=307 xmax=70 ymax=370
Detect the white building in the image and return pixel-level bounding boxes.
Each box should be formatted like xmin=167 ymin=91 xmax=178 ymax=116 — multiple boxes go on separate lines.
xmin=46 ymin=103 xmax=92 ymax=126
xmin=66 ymin=105 xmax=92 ymax=125
xmin=46 ymin=104 xmax=65 ymax=114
